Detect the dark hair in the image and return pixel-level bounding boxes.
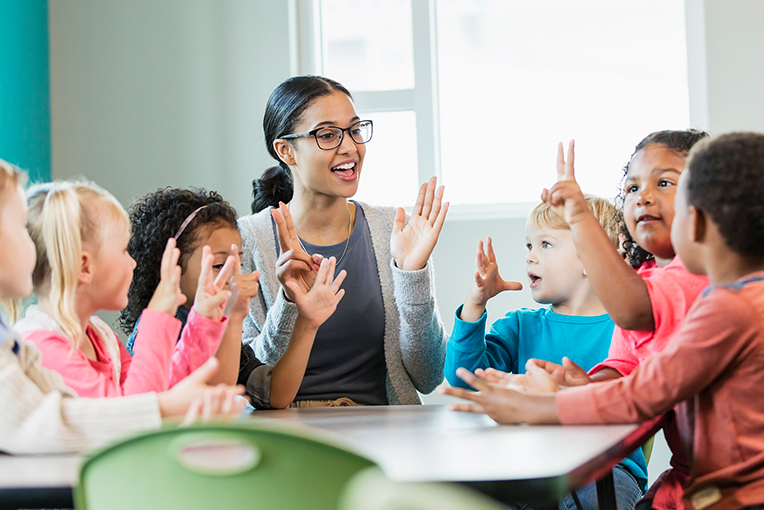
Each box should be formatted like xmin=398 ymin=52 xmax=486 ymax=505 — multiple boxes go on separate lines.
xmin=685 ymin=132 xmax=764 ymax=260
xmin=119 ymin=187 xmax=238 ymax=334
xmin=251 ymin=75 xmax=352 ymax=213
xmin=615 ymin=129 xmax=709 ymax=268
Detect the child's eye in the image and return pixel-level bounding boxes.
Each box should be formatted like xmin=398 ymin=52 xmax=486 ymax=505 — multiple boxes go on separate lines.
xmin=212 ymin=264 xmax=225 ymax=271
xmin=625 ymin=185 xmax=639 ymax=194
xmin=541 ymin=241 xmax=551 ymax=249
xmin=526 ymin=243 xmax=533 ymax=251
xmin=658 ymin=179 xmax=674 ymax=187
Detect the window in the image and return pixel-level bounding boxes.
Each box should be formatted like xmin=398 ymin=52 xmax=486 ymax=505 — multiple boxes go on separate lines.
xmin=291 ymin=0 xmax=690 ymax=217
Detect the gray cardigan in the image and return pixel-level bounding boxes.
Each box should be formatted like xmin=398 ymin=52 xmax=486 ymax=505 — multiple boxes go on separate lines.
xmin=237 ymin=203 xmax=447 ymax=405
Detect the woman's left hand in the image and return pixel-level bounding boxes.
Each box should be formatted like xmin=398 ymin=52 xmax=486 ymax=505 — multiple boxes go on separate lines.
xmin=391 ymin=176 xmax=449 ymax=271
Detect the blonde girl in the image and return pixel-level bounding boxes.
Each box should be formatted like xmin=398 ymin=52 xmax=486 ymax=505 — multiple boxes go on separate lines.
xmin=13 ymin=180 xmax=235 ymax=398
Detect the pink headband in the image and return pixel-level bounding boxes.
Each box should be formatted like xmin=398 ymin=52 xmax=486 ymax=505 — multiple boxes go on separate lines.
xmin=173 ymin=205 xmax=208 ymax=240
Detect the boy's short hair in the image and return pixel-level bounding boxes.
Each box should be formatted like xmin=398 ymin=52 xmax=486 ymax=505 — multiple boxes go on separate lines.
xmin=686 ymin=132 xmax=764 ymax=259
xmin=529 ymin=195 xmax=619 ymax=249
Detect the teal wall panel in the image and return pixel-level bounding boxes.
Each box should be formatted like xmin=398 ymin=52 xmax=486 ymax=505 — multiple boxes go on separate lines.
xmin=0 ymin=0 xmax=51 ymax=182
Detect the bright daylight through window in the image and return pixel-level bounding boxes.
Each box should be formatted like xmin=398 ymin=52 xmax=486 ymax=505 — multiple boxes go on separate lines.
xmin=315 ymin=0 xmax=690 ymax=213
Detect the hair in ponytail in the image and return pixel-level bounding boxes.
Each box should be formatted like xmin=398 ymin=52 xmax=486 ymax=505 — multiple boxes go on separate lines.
xmin=251 ymin=75 xmax=352 ymax=213
xmin=26 ymin=181 xmax=129 ymax=341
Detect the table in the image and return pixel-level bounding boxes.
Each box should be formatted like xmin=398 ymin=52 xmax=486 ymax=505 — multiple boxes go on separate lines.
xmin=0 ymin=405 xmax=665 ymax=509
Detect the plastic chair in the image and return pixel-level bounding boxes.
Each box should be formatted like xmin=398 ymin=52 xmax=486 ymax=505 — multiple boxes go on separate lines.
xmin=338 ymin=467 xmax=511 ymax=510
xmin=74 ymin=422 xmax=377 ymax=510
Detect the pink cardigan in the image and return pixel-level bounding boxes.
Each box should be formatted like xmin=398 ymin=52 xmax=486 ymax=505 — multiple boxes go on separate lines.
xmin=15 ymin=307 xmax=226 ymax=397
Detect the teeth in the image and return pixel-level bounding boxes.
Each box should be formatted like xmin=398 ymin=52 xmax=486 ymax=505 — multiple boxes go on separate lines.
xmin=332 ymin=163 xmax=354 ymax=170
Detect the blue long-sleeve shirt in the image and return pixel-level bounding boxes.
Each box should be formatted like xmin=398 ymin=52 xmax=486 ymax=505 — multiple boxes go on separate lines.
xmin=446 ymin=305 xmax=647 ymax=488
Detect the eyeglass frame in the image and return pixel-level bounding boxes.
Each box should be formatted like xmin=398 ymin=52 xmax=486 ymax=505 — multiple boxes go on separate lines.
xmin=279 ymin=119 xmax=373 ymax=150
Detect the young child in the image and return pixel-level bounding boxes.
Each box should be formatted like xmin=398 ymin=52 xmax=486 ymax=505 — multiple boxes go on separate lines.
xmin=0 ymin=159 xmax=243 ymax=454
xmin=445 ymin=196 xmax=647 ymax=510
xmin=121 ymin=188 xmax=347 ymax=409
xmin=443 ymin=131 xmax=764 ymax=510
xmin=13 ymin=181 xmax=232 ymax=398
xmin=482 ymin=130 xmax=711 ymax=510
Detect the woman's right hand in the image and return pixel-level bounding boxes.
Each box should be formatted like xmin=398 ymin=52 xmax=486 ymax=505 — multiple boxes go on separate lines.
xmin=272 ymin=202 xmax=322 ymax=302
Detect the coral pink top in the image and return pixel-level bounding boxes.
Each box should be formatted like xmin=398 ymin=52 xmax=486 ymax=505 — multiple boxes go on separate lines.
xmin=558 ymin=273 xmax=764 ymax=510
xmin=591 ymin=256 xmax=710 ymax=376
xmin=16 ymin=307 xmax=226 ymax=398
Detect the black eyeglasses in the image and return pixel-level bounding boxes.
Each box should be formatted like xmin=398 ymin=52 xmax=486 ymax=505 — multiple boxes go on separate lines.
xmin=280 ymin=119 xmax=373 ymax=150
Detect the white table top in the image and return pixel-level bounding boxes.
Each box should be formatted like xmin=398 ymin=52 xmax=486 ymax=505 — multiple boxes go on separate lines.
xmin=0 ymin=404 xmax=657 ymax=508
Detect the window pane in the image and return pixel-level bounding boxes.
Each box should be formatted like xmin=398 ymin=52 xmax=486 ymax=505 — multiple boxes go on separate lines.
xmin=321 ymin=0 xmax=415 ymax=91
xmin=437 ymin=0 xmax=690 ymax=205
xmin=353 ymin=110 xmax=419 ymax=207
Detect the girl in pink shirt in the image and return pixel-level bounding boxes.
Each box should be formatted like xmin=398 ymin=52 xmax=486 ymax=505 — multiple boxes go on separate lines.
xmin=13 ymin=181 xmax=234 ymax=398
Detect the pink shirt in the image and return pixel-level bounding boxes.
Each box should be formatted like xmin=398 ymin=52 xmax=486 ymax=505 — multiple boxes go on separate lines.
xmin=19 ymin=308 xmax=225 ymax=397
xmin=591 ymin=256 xmax=710 ymax=377
xmin=558 ymin=273 xmax=764 ymax=510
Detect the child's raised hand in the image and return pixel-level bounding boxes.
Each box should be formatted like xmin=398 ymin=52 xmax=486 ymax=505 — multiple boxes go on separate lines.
xmin=464 ymin=237 xmax=522 ymax=316
xmin=541 ymin=140 xmax=590 ymax=226
xmin=272 ymin=201 xmax=322 ymax=302
xmin=148 ymin=238 xmax=187 ymax=315
xmin=225 ymin=244 xmax=260 ymax=320
xmin=285 ymin=256 xmax=346 ymax=329
xmin=193 ymin=246 xmax=234 ymax=321
xmin=390 ymin=176 xmax=449 ymax=271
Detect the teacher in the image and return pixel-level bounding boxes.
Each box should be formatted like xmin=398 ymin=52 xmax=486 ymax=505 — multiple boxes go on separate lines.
xmin=238 ymin=75 xmax=449 ymax=406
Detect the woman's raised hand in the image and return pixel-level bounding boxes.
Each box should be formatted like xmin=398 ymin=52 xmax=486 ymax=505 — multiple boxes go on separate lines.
xmin=148 ymin=238 xmax=187 ymax=315
xmin=193 ymin=246 xmax=235 ymax=321
xmin=541 ymin=140 xmax=590 ymax=226
xmin=272 ymin=202 xmax=322 ymax=302
xmin=391 ymin=176 xmax=449 ymax=271
xmin=285 ymin=256 xmax=346 ymax=329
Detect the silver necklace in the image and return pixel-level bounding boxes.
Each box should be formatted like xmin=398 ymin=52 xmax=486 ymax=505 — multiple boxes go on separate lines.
xmin=290 ymin=202 xmax=353 ymax=265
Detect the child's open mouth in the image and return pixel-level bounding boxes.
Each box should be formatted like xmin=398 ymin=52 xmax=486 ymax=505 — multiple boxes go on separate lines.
xmin=637 ymin=214 xmax=661 ymax=224
xmin=331 ymin=162 xmax=358 ymax=181
xmin=528 ymin=273 xmax=542 ymax=288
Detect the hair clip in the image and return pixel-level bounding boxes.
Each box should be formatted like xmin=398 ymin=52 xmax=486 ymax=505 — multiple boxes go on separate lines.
xmin=173 ymin=205 xmax=208 ymax=239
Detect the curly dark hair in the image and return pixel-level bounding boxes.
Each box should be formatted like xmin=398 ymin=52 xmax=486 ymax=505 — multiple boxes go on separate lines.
xmin=119 ymin=187 xmax=238 ymax=335
xmin=685 ymin=132 xmax=764 ymax=260
xmin=615 ymin=129 xmax=709 ymax=268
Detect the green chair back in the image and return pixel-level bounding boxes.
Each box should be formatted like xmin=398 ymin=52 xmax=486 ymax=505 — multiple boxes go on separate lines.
xmin=642 ymin=435 xmax=656 ymax=466
xmin=75 ymin=422 xmax=377 ymax=510
xmin=339 ymin=467 xmax=511 ymax=510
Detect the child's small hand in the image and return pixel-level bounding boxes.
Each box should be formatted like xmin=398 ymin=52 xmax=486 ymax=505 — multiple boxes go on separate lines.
xmin=541 ymin=140 xmax=591 ymax=226
xmin=474 ymin=367 xmax=514 ymax=387
xmin=464 ymin=237 xmax=522 ymax=319
xmin=225 ymin=244 xmax=260 ymax=320
xmin=272 ymin=202 xmax=322 ymax=302
xmin=438 ymin=368 xmax=559 ymax=424
xmin=193 ymin=246 xmax=234 ymax=321
xmin=147 ymin=238 xmax=187 ymax=315
xmin=525 ymin=357 xmax=592 ymax=388
xmin=285 ymin=256 xmax=346 ymax=329
xmin=181 ymin=385 xmax=247 ymax=426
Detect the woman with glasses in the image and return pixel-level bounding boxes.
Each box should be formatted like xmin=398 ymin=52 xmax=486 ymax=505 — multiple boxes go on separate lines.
xmin=237 ymin=75 xmax=449 ymax=407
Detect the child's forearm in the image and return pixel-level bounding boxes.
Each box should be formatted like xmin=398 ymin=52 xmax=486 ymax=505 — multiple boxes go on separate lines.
xmin=460 ymin=299 xmax=486 ymax=323
xmin=268 ymin=316 xmax=317 ymax=409
xmin=571 ymin=213 xmax=654 ymax=331
xmin=209 ymin=316 xmax=244 ymax=386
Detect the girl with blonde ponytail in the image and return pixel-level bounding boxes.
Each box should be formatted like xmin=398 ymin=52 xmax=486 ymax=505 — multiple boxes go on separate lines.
xmin=13 ymin=180 xmax=237 ymax=398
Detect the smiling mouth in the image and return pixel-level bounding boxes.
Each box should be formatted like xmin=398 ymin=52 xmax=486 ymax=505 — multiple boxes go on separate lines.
xmin=637 ymin=214 xmax=661 ymax=223
xmin=331 ymin=162 xmax=357 ymax=181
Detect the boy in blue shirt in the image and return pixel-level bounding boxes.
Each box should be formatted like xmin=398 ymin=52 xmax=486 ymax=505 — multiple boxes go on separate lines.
xmin=445 ymin=196 xmax=647 ymax=510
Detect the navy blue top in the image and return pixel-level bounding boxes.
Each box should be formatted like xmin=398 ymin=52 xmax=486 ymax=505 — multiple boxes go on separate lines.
xmin=273 ymin=202 xmax=387 ymax=405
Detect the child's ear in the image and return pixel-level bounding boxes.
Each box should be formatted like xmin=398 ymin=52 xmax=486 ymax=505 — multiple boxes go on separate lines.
xmin=78 ymin=251 xmax=93 ymax=284
xmin=273 ymin=139 xmax=296 ymax=166
xmin=690 ymin=206 xmax=706 ymax=244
